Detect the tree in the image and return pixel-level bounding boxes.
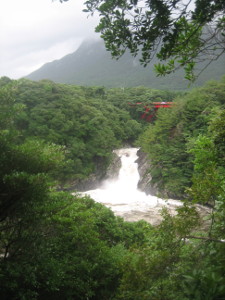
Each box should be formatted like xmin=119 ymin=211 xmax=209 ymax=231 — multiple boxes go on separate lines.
xmin=0 ymin=83 xmax=151 ymax=299
xmin=60 ymin=0 xmax=225 ymax=81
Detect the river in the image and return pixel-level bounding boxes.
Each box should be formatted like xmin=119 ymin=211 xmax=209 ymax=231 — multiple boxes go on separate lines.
xmin=79 ymin=147 xmax=185 ymax=225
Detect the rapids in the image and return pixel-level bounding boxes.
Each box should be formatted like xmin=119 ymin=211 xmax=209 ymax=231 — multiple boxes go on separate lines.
xmin=80 ymin=148 xmax=184 ymax=225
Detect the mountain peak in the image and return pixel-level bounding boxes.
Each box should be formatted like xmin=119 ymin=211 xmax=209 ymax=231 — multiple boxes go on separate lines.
xmin=26 ymin=39 xmax=225 ymax=89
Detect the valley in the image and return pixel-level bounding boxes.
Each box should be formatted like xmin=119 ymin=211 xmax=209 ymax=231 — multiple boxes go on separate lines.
xmin=1 ymin=75 xmax=225 ymax=299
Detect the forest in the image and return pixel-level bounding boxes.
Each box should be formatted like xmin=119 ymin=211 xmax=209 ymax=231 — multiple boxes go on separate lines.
xmin=1 ymin=75 xmax=225 ymax=299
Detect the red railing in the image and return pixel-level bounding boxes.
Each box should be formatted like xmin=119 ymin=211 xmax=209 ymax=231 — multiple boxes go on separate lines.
xmin=128 ymin=102 xmax=174 ymax=122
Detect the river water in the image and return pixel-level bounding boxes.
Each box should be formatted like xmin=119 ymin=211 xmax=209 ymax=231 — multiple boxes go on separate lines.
xmin=80 ymin=148 xmax=184 ymax=225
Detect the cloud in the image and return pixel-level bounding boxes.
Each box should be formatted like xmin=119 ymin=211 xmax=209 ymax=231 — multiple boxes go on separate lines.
xmin=0 ymin=0 xmax=100 ymax=78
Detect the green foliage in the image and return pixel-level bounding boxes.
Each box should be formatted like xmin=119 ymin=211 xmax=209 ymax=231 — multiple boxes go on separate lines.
xmin=115 ymin=205 xmax=199 ymax=300
xmin=1 ymin=75 xmax=225 ymax=299
xmin=0 ymin=73 xmax=225 ymax=300
xmin=210 ymin=109 xmax=225 ymax=162
xmin=0 ymin=80 xmax=153 ymax=299
xmin=139 ymin=78 xmax=225 ymax=198
xmin=0 ymin=82 xmax=24 ymax=132
xmin=133 ymin=78 xmax=225 ymax=300
xmin=0 ymin=78 xmax=145 ymax=182
xmin=81 ymin=0 xmax=225 ymax=81
xmin=188 ymin=135 xmax=221 ymax=205
xmin=186 ymin=109 xmax=225 ymax=240
xmin=0 ymin=119 xmax=152 ymax=299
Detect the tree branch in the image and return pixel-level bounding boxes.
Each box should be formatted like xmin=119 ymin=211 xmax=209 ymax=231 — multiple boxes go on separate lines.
xmin=185 ymin=235 xmax=225 ymax=243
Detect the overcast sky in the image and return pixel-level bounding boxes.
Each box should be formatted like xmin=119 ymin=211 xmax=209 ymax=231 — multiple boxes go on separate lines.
xmin=0 ymin=0 xmax=100 ymax=79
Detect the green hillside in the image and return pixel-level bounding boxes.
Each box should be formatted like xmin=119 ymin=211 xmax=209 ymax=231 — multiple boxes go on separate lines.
xmin=26 ymin=40 xmax=225 ymax=90
xmin=1 ymin=76 xmax=225 ymax=299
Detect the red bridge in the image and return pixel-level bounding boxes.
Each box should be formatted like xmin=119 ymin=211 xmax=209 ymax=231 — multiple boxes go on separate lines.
xmin=128 ymin=102 xmax=174 ymax=122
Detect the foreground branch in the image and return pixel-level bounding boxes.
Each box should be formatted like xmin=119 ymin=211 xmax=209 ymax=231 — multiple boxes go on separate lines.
xmin=185 ymin=235 xmax=225 ymax=243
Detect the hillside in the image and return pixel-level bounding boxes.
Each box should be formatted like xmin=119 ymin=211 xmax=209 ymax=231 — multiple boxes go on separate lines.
xmin=26 ymin=39 xmax=225 ymax=90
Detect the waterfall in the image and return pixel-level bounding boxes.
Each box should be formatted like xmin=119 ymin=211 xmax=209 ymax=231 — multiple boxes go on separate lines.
xmin=80 ymin=147 xmax=183 ymax=225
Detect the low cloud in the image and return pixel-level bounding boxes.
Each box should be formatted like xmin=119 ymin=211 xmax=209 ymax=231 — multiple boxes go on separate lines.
xmin=0 ymin=0 xmax=100 ymax=78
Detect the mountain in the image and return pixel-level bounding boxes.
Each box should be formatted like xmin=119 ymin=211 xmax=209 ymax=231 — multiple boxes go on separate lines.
xmin=26 ymin=39 xmax=225 ymax=90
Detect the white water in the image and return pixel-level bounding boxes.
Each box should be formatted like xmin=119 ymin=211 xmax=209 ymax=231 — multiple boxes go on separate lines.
xmin=79 ymin=148 xmax=184 ymax=225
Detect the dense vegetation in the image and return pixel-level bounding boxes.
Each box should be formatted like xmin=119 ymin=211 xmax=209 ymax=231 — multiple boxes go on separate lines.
xmin=1 ymin=76 xmax=225 ymax=299
xmin=0 ymin=78 xmax=144 ymax=184
xmin=139 ymin=77 xmax=225 ymax=199
xmin=0 ymin=77 xmax=181 ymax=186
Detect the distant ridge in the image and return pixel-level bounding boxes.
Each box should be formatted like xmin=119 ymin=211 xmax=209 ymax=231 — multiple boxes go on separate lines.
xmin=26 ymin=39 xmax=225 ymax=90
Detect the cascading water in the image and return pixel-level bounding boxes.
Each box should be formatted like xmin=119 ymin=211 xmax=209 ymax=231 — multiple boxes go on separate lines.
xmin=80 ymin=148 xmax=184 ymax=225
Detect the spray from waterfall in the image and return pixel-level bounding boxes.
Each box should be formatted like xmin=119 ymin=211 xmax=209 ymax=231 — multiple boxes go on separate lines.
xmin=80 ymin=148 xmax=183 ymax=224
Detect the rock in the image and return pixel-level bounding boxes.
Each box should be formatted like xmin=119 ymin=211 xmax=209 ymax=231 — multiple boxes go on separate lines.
xmin=105 ymin=151 xmax=121 ymax=180
xmin=69 ymin=148 xmax=157 ymax=194
xmin=65 ymin=151 xmax=122 ymax=192
xmin=72 ymin=147 xmax=212 ymax=229
xmin=136 ymin=149 xmax=158 ymax=196
xmin=112 ymin=201 xmax=211 ymax=228
xmin=67 ymin=174 xmax=102 ymax=192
